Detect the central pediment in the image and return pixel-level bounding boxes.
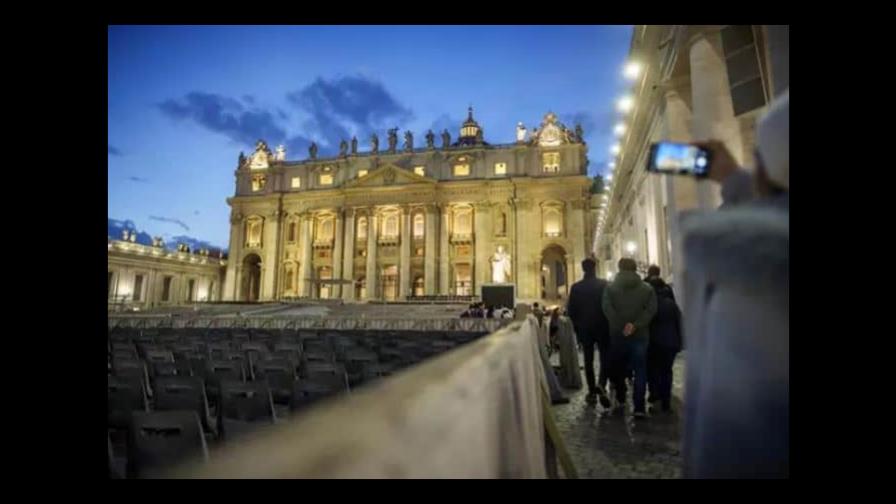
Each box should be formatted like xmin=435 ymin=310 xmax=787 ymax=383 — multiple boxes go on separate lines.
xmin=344 ymin=163 xmax=436 ymax=188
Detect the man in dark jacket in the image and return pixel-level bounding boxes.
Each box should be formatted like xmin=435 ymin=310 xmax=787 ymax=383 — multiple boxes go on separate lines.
xmin=644 ymin=265 xmax=683 ymax=413
xmin=566 ymin=258 xmax=611 ymax=407
xmin=602 ymin=257 xmax=657 ymax=418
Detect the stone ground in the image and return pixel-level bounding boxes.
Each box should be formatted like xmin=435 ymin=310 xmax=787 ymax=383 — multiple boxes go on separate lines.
xmin=549 ymin=350 xmax=685 ymax=479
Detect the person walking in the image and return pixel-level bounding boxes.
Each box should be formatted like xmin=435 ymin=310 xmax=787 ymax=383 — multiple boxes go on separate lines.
xmin=566 ymin=258 xmax=612 ymax=407
xmin=602 ymin=257 xmax=657 ymax=419
xmin=644 ymin=265 xmax=683 ymax=413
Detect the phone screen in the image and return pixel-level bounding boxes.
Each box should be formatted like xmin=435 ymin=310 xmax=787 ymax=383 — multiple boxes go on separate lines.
xmin=647 ymin=142 xmax=710 ymax=177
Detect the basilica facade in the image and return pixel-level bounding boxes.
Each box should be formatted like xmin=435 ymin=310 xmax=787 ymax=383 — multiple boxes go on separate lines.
xmin=222 ymin=109 xmax=595 ymax=303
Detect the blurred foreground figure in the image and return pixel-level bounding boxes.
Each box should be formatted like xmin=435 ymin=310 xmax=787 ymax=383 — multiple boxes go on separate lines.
xmin=681 ymin=89 xmax=789 ymax=478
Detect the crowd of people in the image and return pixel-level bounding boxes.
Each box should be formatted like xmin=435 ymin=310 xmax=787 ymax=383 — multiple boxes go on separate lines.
xmin=566 ymin=258 xmax=681 ymax=418
xmin=459 ymin=302 xmax=514 ymax=319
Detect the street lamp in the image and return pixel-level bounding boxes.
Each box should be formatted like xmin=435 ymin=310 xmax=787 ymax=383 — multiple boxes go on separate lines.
xmin=625 ymin=241 xmax=637 ymax=255
xmin=614 ymin=123 xmax=626 ymax=136
xmin=610 ymin=143 xmax=621 ymax=155
xmin=624 ymin=61 xmax=641 ymax=80
xmin=617 ymin=95 xmax=634 ymax=114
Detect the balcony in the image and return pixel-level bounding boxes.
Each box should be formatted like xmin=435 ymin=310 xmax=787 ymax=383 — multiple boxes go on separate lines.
xmin=450 ymin=233 xmax=474 ymax=244
xmin=543 ymin=231 xmax=563 ymax=239
xmin=377 ymin=235 xmax=400 ymax=246
xmin=313 ymin=239 xmax=334 ymax=249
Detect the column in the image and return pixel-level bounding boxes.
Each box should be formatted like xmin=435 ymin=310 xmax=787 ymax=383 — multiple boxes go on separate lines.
xmin=222 ymin=216 xmax=241 ymax=301
xmin=365 ymin=211 xmax=378 ymax=300
xmin=342 ymin=208 xmax=356 ymax=301
xmin=260 ymin=211 xmax=280 ymax=301
xmin=299 ymin=212 xmax=313 ymax=297
xmin=332 ymin=209 xmax=345 ymax=299
xmin=568 ymin=200 xmax=587 ymax=283
xmin=439 ymin=204 xmax=450 ymax=295
xmin=473 ymin=201 xmax=493 ymax=296
xmin=662 ymin=88 xmax=696 ymax=295
xmin=689 ymin=29 xmax=744 ymax=209
xmin=399 ymin=206 xmax=411 ymax=300
xmin=514 ymin=198 xmax=537 ymax=300
xmin=424 ymin=204 xmax=438 ymax=295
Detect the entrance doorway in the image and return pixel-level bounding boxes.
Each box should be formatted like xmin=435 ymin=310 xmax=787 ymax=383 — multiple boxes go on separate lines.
xmin=381 ymin=265 xmax=398 ymax=301
xmin=241 ymin=254 xmax=262 ymax=302
xmin=540 ymin=245 xmax=568 ymax=301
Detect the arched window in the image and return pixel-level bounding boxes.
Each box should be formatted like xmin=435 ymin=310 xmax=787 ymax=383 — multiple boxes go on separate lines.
xmin=543 ymin=207 xmax=563 ymax=237
xmin=357 ymin=216 xmax=368 ymax=240
xmin=413 ymin=213 xmax=425 ymax=238
xmin=454 ymin=209 xmax=472 ymax=235
xmin=245 ymin=216 xmax=264 ymax=248
xmin=317 ymin=216 xmax=334 ymax=241
xmin=543 ymin=152 xmax=560 ymax=173
xmin=383 ymin=213 xmax=398 ymax=238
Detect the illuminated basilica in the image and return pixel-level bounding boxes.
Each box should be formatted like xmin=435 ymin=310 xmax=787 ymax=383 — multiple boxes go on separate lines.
xmin=222 ymin=108 xmax=596 ymax=303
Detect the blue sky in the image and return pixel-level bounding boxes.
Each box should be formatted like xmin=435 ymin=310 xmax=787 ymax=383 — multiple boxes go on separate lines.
xmin=108 ymin=25 xmax=633 ymax=248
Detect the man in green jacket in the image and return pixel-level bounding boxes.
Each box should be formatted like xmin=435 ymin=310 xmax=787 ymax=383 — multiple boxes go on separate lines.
xmin=602 ymin=257 xmax=658 ymax=418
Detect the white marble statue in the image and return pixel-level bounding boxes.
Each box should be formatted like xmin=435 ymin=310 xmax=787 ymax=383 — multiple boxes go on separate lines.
xmin=274 ymin=144 xmax=286 ymax=161
xmin=516 ymin=122 xmax=527 ymax=143
xmin=490 ymin=245 xmax=512 ymax=283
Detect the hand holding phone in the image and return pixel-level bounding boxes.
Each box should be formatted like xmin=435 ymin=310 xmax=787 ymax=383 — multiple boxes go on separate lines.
xmin=647 ymin=142 xmax=711 ymax=178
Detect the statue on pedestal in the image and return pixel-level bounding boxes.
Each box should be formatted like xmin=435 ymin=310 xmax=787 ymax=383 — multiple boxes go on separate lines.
xmin=404 ymin=130 xmax=413 ymax=151
xmin=425 ymin=130 xmax=435 ymax=149
xmin=238 ymin=151 xmax=246 ymax=167
xmin=274 ymin=145 xmax=286 ymax=161
xmin=339 ymin=139 xmax=348 ymax=157
xmin=309 ymin=142 xmax=318 ymax=160
xmin=371 ymin=133 xmax=379 ymax=153
xmin=490 ymin=245 xmax=512 ymax=284
xmin=516 ymin=122 xmax=527 ymax=143
xmin=121 ymin=229 xmax=129 ymax=241
xmin=441 ymin=129 xmax=451 ymax=149
xmin=575 ymin=123 xmax=584 ymax=142
xmin=387 ymin=128 xmax=398 ymax=153
xmin=351 ymin=136 xmax=358 ymax=155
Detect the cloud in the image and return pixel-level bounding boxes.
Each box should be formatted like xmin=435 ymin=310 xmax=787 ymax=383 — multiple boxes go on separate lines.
xmin=157 ymin=75 xmax=413 ymax=159
xmin=429 ymin=114 xmax=460 ymax=135
xmin=561 ymin=111 xmax=597 ymax=137
xmin=149 ymin=215 xmax=190 ymax=232
xmin=158 ymin=92 xmax=288 ymax=148
xmin=193 ymin=210 xmax=200 ymax=215
xmin=127 ymin=176 xmax=149 ymax=183
xmin=286 ymin=75 xmax=414 ymax=155
xmin=108 ymin=145 xmax=123 ymax=156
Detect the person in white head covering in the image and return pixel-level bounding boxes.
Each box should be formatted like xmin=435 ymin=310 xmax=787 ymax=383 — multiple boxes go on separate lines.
xmin=694 ymin=88 xmax=789 ymax=210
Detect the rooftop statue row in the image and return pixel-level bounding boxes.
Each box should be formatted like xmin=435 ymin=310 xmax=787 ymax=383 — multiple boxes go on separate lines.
xmin=238 ymin=110 xmax=585 ymax=168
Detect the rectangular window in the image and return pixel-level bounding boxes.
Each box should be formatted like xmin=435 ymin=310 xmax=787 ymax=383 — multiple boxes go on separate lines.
xmin=414 ymin=166 xmax=425 ymax=176
xmin=721 ymin=25 xmax=768 ymax=116
xmin=162 ymin=276 xmax=172 ymax=302
xmin=453 ymin=164 xmax=470 ymax=177
xmin=291 ymin=176 xmax=302 ymax=188
xmin=320 ymin=173 xmax=334 ymax=186
xmin=251 ymin=174 xmax=266 ymax=192
xmin=187 ymin=279 xmax=195 ymax=302
xmin=287 ymin=221 xmax=297 ymax=242
xmin=132 ymin=274 xmax=144 ymax=301
xmin=494 ymin=162 xmax=507 ymax=175
xmin=357 ymin=169 xmax=368 ymax=178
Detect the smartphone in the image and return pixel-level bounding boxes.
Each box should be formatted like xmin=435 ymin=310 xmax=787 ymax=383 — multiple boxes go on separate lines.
xmin=646 ymin=142 xmax=711 ymax=178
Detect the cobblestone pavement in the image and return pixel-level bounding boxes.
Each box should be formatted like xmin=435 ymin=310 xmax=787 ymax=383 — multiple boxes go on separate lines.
xmin=550 ymin=351 xmax=686 ymax=479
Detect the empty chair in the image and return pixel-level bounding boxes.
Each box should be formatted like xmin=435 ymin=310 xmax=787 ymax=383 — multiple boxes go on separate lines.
xmin=204 ymin=360 xmax=245 ymax=402
xmin=302 ymin=345 xmax=334 ymax=363
xmin=217 ymin=380 xmax=276 ymax=441
xmin=150 ymin=360 xmax=179 ymax=380
xmin=290 ymin=375 xmax=349 ymax=412
xmin=113 ymin=358 xmax=151 ymax=393
xmin=253 ymin=358 xmax=297 ymax=404
xmin=109 ymin=375 xmax=148 ymax=430
xmin=145 ymin=349 xmax=175 ymax=363
xmin=127 ymin=411 xmax=208 ymax=478
xmin=344 ymin=348 xmax=379 ymax=386
xmin=112 ymin=348 xmax=139 ymax=361
xmin=154 ymin=376 xmax=214 ymax=435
